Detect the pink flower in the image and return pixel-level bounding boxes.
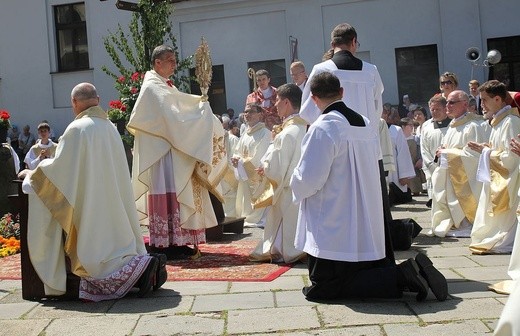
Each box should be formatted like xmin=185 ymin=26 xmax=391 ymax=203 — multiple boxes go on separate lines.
xmin=117 ymin=76 xmax=126 ymax=83
xmin=130 ymin=87 xmax=138 ymax=94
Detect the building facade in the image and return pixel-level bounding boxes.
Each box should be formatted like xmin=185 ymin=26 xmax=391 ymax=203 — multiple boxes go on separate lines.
xmin=0 ymin=0 xmax=518 ymax=137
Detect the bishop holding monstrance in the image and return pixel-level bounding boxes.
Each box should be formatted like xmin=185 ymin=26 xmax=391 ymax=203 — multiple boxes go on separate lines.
xmin=128 ymin=41 xmax=226 ymax=260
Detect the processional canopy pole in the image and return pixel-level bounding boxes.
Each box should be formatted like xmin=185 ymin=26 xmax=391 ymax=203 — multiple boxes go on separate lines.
xmin=195 ymin=37 xmax=212 ymax=102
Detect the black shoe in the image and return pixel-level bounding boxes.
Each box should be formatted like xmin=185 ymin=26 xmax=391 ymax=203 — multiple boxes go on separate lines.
xmin=426 ymin=199 xmax=432 ymax=208
xmin=149 ymin=253 xmax=167 ymax=291
xmin=415 ymin=253 xmax=448 ymax=301
xmin=137 ymin=256 xmax=158 ymax=297
xmin=398 ymin=258 xmax=429 ymax=302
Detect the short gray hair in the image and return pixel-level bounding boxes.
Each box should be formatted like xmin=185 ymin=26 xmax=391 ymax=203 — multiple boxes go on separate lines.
xmin=71 ymin=82 xmax=98 ymax=101
xmin=151 ymin=45 xmax=174 ymax=64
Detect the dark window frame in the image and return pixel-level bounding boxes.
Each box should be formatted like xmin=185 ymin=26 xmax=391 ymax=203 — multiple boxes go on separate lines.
xmin=247 ymin=59 xmax=287 ymax=92
xmin=54 ymin=2 xmax=89 ymax=72
xmin=488 ymin=35 xmax=520 ymax=91
xmin=395 ymin=44 xmax=439 ymax=105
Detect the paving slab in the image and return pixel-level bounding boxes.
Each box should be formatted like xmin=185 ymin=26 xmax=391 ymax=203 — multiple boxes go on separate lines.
xmin=280 ymin=265 xmax=309 ymax=276
xmin=0 ymin=301 xmax=38 ymax=319
xmin=448 ymin=280 xmax=508 ymax=299
xmin=161 ymin=281 xmax=229 ymax=296
xmin=267 ymin=326 xmax=384 ymax=335
xmin=427 ymin=255 xmax=480 ymax=269
xmin=108 ymin=295 xmax=193 ymax=315
xmin=275 ymin=289 xmax=317 ymax=307
xmin=25 ymin=300 xmax=113 ymax=319
xmin=383 ymin=319 xmax=492 ymax=336
xmin=0 ymin=319 xmax=51 ymax=336
xmin=468 ymin=254 xmax=512 ymax=267
xmin=44 ymin=315 xmax=138 ymax=336
xmin=227 ymin=306 xmax=320 ymax=334
xmin=318 ymin=301 xmax=419 ymax=327
xmin=133 ymin=313 xmax=225 ymax=336
xmin=408 ymin=297 xmax=505 ymax=322
xmin=191 ymin=291 xmax=275 ymax=312
xmin=230 ymin=275 xmax=305 ymax=293
xmin=417 ymin=246 xmax=472 ymax=257
xmin=454 ymin=266 xmax=510 ymax=281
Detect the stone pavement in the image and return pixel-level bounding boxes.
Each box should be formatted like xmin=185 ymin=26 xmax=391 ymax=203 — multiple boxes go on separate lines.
xmin=0 ymin=194 xmax=512 ymax=335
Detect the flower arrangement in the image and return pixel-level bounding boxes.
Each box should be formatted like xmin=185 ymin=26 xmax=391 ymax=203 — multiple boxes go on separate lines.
xmin=0 ymin=109 xmax=11 ymax=130
xmin=117 ymin=72 xmax=144 ymax=117
xmin=0 ymin=213 xmax=20 ymax=257
xmin=107 ymin=100 xmax=128 ymax=122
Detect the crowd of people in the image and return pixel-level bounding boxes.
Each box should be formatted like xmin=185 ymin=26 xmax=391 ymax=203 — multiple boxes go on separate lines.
xmin=3 ymin=20 xmax=520 ymax=334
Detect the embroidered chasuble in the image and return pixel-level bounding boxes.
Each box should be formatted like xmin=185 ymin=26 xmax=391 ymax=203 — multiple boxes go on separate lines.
xmin=23 ymin=106 xmax=151 ymax=300
xmin=429 ymin=113 xmax=489 ymax=237
xmin=128 ymin=70 xmax=227 ymax=244
xmin=233 ymin=122 xmax=271 ymax=226
xmin=250 ymin=115 xmax=307 ymax=263
xmin=470 ymin=108 xmax=520 ymax=254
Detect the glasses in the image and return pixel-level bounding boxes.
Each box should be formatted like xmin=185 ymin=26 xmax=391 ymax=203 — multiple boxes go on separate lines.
xmin=356 ymin=40 xmax=360 ymax=48
xmin=290 ymin=71 xmax=304 ymax=77
xmin=446 ymin=100 xmax=463 ymax=105
xmin=440 ymin=80 xmax=453 ymax=85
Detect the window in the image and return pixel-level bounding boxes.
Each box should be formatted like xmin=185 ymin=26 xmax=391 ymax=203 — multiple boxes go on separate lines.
xmin=190 ymin=65 xmax=227 ymax=114
xmin=54 ymin=3 xmax=89 ymax=72
xmin=395 ymin=45 xmax=439 ymax=105
xmin=488 ymin=35 xmax=520 ymax=91
xmin=247 ymin=59 xmax=286 ymax=92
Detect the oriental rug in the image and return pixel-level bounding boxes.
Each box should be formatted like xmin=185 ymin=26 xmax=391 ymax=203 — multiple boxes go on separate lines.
xmin=0 ymin=240 xmax=292 ymax=282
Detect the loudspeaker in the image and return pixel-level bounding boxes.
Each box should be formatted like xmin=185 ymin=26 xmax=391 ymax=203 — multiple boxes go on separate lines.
xmin=486 ymin=49 xmax=502 ymax=65
xmin=466 ymin=47 xmax=480 ymax=62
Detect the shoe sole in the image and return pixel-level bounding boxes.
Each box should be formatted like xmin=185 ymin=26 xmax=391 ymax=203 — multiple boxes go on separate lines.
xmin=415 ymin=253 xmax=448 ymax=301
xmin=138 ymin=257 xmax=158 ymax=297
xmin=400 ymin=259 xmax=428 ymax=302
xmin=149 ymin=253 xmax=168 ymax=291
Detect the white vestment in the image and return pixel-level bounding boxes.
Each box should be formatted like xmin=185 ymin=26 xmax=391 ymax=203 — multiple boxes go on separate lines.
xmin=23 ymin=106 xmax=148 ymax=298
xmin=379 ymin=119 xmax=395 ymax=173
xmin=221 ymin=132 xmax=240 ymax=217
xmin=24 ymin=139 xmax=57 ymax=169
xmin=387 ymin=124 xmax=415 ymax=192
xmin=250 ymin=115 xmax=307 ymax=263
xmin=300 ymin=59 xmax=383 ymax=141
xmin=233 ymin=122 xmax=272 ymax=226
xmin=470 ymin=108 xmax=520 ymax=254
xmin=429 ymin=113 xmax=489 ymax=237
xmin=128 ymin=70 xmax=226 ymax=232
xmin=420 ymin=118 xmax=450 ymax=198
xmin=291 ymin=110 xmax=385 ymax=262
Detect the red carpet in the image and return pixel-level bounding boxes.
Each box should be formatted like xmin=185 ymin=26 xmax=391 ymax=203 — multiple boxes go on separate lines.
xmin=0 ymin=240 xmax=292 ymax=282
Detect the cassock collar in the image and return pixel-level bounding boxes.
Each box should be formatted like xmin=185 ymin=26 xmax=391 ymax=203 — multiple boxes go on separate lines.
xmin=433 ymin=117 xmax=450 ymax=129
xmin=322 ymin=100 xmax=365 ymax=127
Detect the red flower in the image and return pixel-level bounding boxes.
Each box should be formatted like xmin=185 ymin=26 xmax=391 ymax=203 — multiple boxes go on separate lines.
xmin=120 ymin=105 xmax=127 ymax=112
xmin=130 ymin=87 xmax=138 ymax=94
xmin=131 ymin=72 xmax=141 ymax=82
xmin=109 ymin=100 xmax=123 ymax=109
xmin=117 ymin=76 xmax=126 ymax=83
xmin=0 ymin=110 xmax=10 ymax=120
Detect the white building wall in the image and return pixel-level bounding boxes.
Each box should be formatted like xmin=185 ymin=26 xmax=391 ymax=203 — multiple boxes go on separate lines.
xmin=0 ymin=0 xmax=518 ymax=137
